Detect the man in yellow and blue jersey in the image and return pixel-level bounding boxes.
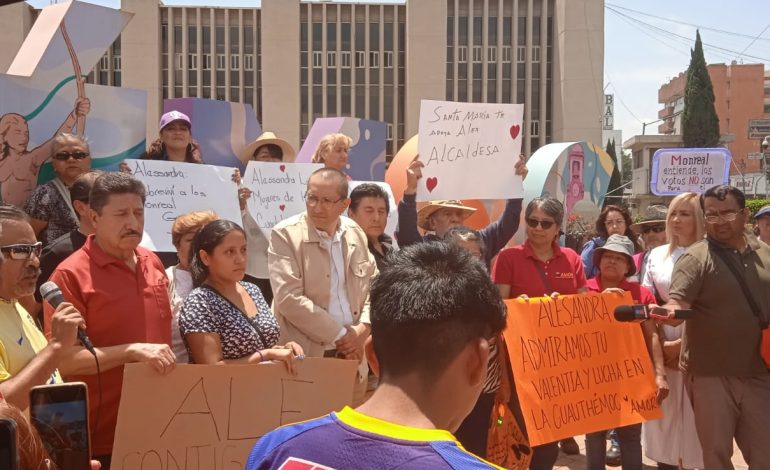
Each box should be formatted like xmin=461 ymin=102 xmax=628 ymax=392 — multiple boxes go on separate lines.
xmin=246 ymin=241 xmax=507 ymax=469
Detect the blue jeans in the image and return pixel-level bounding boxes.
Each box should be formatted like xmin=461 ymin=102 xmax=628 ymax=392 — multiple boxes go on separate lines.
xmin=585 ymin=424 xmax=642 ymax=470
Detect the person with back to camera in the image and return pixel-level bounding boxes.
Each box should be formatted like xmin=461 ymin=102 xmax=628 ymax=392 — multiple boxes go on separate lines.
xmin=246 ymin=241 xmax=507 ymax=469
xmin=179 ymin=219 xmax=303 ymax=371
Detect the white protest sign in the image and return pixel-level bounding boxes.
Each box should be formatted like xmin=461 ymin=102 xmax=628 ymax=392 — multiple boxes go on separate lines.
xmin=125 ymin=159 xmax=242 ymax=252
xmin=417 ymin=100 xmax=524 ymax=201
xmin=650 ymin=148 xmax=731 ymax=196
xmin=348 ymin=181 xmax=399 ymax=249
xmin=242 ymin=161 xmax=322 ymax=230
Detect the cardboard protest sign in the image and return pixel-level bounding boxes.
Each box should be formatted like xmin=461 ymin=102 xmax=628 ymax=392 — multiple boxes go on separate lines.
xmin=112 ymin=359 xmax=358 ymax=469
xmin=503 ymin=293 xmax=661 ymax=446
xmin=124 ymin=159 xmax=242 ymax=252
xmin=650 ymin=147 xmax=731 ymax=196
xmin=242 ymin=161 xmax=322 ymax=230
xmin=416 ymin=100 xmax=524 ymax=201
xmin=348 ymin=181 xmax=399 ymax=249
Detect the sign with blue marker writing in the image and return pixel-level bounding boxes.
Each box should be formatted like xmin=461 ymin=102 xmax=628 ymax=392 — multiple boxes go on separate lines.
xmin=124 ymin=159 xmax=242 ymax=252
xmin=417 ymin=99 xmax=524 ymax=201
xmin=650 ymin=148 xmax=731 ymax=196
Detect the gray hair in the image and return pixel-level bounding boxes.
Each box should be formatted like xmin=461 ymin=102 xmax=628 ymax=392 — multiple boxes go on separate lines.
xmin=443 ymin=225 xmax=486 ymax=254
xmin=52 ymin=133 xmax=90 ymax=155
xmin=525 ymin=197 xmax=565 ymax=227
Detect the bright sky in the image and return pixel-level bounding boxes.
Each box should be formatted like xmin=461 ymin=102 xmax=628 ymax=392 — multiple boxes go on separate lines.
xmin=25 ymin=0 xmax=770 ymax=145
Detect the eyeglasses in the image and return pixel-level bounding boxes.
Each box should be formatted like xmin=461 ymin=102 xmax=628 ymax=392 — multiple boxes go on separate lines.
xmin=0 ymin=242 xmax=42 ymax=260
xmin=526 ymin=218 xmax=555 ymax=230
xmin=642 ymin=225 xmax=666 ymax=234
xmin=53 ymin=151 xmax=89 ymax=161
xmin=705 ymin=210 xmax=741 ymax=224
xmin=306 ymin=195 xmax=344 ymax=208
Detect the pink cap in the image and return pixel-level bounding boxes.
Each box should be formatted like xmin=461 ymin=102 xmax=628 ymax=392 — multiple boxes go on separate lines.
xmin=159 ymin=110 xmax=191 ymax=131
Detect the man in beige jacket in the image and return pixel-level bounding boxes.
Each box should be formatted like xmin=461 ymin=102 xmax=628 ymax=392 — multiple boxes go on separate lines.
xmin=268 ymin=168 xmax=377 ymax=402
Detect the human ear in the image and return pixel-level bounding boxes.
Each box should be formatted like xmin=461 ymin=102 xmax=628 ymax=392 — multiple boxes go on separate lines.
xmin=364 ymin=336 xmax=380 ymax=377
xmin=466 ymin=338 xmax=490 ymax=387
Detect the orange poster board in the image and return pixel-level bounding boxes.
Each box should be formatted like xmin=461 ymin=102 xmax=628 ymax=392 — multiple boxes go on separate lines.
xmin=503 ymin=292 xmax=662 ymax=446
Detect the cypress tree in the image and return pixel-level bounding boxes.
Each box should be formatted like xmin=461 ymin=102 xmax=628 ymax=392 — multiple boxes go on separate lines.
xmin=682 ymin=30 xmax=720 ymax=148
xmin=604 ymin=138 xmax=622 ymax=208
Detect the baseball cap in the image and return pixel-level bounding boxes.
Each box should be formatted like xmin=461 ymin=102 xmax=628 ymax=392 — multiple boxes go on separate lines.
xmin=159 ymin=111 xmax=191 ymax=131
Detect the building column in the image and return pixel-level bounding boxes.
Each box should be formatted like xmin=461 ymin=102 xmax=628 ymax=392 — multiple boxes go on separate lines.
xmin=0 ymin=3 xmax=35 ymax=73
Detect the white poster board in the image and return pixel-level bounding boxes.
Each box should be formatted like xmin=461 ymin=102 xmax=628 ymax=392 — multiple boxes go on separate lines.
xmin=124 ymin=159 xmax=242 ymax=252
xmin=242 ymin=161 xmax=322 ymax=230
xmin=348 ymin=181 xmax=399 ymax=249
xmin=650 ymin=148 xmax=731 ymax=196
xmin=417 ymin=100 xmax=524 ymax=201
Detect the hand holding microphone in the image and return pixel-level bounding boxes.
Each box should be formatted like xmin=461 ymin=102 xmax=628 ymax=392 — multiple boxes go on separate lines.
xmin=40 ymin=281 xmax=96 ymax=356
xmin=614 ymin=304 xmax=693 ymax=322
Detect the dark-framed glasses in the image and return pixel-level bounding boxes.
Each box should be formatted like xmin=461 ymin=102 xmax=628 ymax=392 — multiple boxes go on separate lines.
xmin=0 ymin=242 xmax=43 ymax=260
xmin=642 ymin=225 xmax=666 ymax=234
xmin=53 ymin=151 xmax=90 ymax=161
xmin=306 ymin=194 xmax=344 ymax=208
xmin=526 ymin=218 xmax=555 ymax=229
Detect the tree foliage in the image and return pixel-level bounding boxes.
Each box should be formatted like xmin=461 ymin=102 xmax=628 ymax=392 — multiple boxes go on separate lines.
xmin=682 ymin=30 xmax=720 ymax=148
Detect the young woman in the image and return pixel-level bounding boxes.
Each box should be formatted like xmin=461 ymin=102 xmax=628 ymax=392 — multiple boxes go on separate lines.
xmin=311 ymin=133 xmax=352 ymax=173
xmin=641 ymin=192 xmax=706 ymax=470
xmin=140 ymin=110 xmax=202 ymax=163
xmin=179 ymin=220 xmax=303 ymax=372
xmin=581 ymin=204 xmax=641 ymax=279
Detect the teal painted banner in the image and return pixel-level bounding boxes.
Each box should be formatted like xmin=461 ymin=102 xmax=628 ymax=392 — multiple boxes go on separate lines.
xmin=23 ymin=75 xmax=86 ymax=121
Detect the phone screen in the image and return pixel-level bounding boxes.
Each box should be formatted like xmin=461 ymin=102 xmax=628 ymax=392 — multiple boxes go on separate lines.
xmin=0 ymin=418 xmax=18 ymax=470
xmin=30 ymin=383 xmax=90 ymax=470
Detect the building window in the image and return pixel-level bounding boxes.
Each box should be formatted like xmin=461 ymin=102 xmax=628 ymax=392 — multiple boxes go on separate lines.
xmin=188 ymin=54 xmax=197 ymax=70
xmin=175 ymin=53 xmax=184 ymax=70
xmin=502 ymin=46 xmax=512 ymax=62
xmin=341 ymin=51 xmax=351 ymax=68
xmin=244 ymin=54 xmax=254 ymax=71
xmin=327 ymin=51 xmax=336 ymax=67
xmin=216 ymin=54 xmax=226 ymax=70
xmin=355 ymin=51 xmax=366 ymax=67
xmin=112 ymin=56 xmax=121 ymax=71
xmin=369 ymin=51 xmax=379 ymax=68
xmin=530 ymin=120 xmax=540 ymax=138
xmin=516 ymin=46 xmax=526 ymax=63
xmin=313 ymin=51 xmax=323 ymax=68
xmin=387 ymin=123 xmax=393 ymax=140
xmin=230 ymin=55 xmax=240 ymax=71
xmin=487 ymin=46 xmax=496 ymax=62
xmin=384 ymin=51 xmax=393 ymax=68
xmin=532 ymin=45 xmax=541 ymax=63
xmin=472 ymin=46 xmax=482 ymax=63
xmin=100 ymin=55 xmax=109 ymax=70
xmin=764 ymin=104 xmax=770 ymax=113
xmin=458 ymin=46 xmax=467 ymax=62
xmin=202 ymin=54 xmax=211 ymax=70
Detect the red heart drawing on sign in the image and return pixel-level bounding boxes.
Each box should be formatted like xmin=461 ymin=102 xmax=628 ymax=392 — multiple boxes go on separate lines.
xmin=279 ymin=204 xmax=286 ymax=211
xmin=426 ymin=177 xmax=438 ymax=193
xmin=509 ymin=124 xmax=520 ymax=140
xmin=279 ymin=165 xmax=286 ymax=172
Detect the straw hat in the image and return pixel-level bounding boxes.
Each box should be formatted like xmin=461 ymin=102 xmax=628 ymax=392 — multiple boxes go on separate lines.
xmin=417 ymin=200 xmax=476 ymax=231
xmin=630 ymin=205 xmax=668 ymax=234
xmin=238 ymin=131 xmax=296 ymax=164
xmin=593 ymin=234 xmax=637 ymax=277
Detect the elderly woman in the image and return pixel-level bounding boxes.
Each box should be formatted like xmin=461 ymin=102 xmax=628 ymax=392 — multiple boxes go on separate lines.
xmin=167 ymin=210 xmax=219 ymax=363
xmin=140 ymin=110 xmax=202 ymax=163
xmin=583 ymin=234 xmax=668 ymax=470
xmin=24 ymin=133 xmax=92 ymax=246
xmin=311 ymin=133 xmax=352 ymax=173
xmin=492 ymin=197 xmax=587 ymax=468
xmin=179 ymin=220 xmax=303 ymax=372
xmin=581 ymin=204 xmax=641 ymax=279
xmin=641 ymin=192 xmax=706 ymax=470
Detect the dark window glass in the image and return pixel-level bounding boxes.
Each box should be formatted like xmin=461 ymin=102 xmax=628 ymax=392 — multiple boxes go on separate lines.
xmin=202 ymin=26 xmax=211 ymax=54
xmin=341 ymin=23 xmax=351 ymax=49
xmin=327 ymin=22 xmax=337 ymax=50
xmin=188 ymin=27 xmax=197 ymax=53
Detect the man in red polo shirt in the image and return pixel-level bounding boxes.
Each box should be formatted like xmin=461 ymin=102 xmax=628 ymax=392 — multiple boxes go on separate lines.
xmin=44 ymin=172 xmax=175 ymax=469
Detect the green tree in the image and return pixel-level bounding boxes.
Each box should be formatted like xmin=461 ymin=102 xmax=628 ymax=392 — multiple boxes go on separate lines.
xmin=604 ymin=138 xmax=623 ymax=208
xmin=621 ymin=150 xmax=632 ymax=186
xmin=682 ymin=30 xmax=720 ymax=148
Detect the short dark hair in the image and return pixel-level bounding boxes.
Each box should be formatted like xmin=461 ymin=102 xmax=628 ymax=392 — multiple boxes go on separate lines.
xmin=253 ymin=143 xmax=283 ymax=161
xmin=371 ymin=241 xmax=506 ymax=380
xmin=701 ymin=185 xmax=746 ymax=210
xmin=189 ymin=219 xmax=246 ymax=287
xmin=70 ymin=170 xmax=103 ymax=203
xmin=349 ymin=183 xmax=390 ymax=213
xmin=308 ymin=167 xmax=348 ymax=199
xmin=89 ymin=172 xmax=147 ymax=215
xmin=443 ymin=225 xmax=486 ymax=257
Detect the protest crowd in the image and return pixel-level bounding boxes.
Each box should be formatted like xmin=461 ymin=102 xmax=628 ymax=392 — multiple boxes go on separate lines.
xmin=1 ymin=100 xmax=770 ymax=470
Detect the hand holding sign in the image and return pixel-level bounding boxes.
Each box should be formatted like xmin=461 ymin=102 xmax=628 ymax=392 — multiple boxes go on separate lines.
xmin=417 ymin=100 xmax=524 ymax=201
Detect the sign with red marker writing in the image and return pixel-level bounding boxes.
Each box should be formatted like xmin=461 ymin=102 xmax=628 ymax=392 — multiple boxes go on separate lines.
xmin=503 ymin=293 xmax=662 ymax=446
xmin=416 ymin=100 xmax=524 ymax=201
xmin=650 ymin=147 xmax=731 ymax=196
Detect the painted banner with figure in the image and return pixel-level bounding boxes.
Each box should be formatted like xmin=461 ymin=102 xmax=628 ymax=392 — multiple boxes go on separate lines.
xmin=242 ymin=161 xmax=322 ymax=231
xmin=124 ymin=159 xmax=241 ymax=252
xmin=416 ymin=100 xmax=524 ymax=201
xmin=650 ymin=147 xmax=731 ymax=196
xmin=503 ymin=292 xmax=662 ymax=446
xmin=112 ymin=360 xmax=357 ymax=469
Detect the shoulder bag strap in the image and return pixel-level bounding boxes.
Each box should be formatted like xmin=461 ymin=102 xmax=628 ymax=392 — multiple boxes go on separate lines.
xmin=532 ymin=259 xmax=553 ymax=296
xmin=708 ymin=241 xmax=769 ymax=327
xmin=201 ymin=284 xmax=269 ymax=347
xmin=51 ymin=177 xmax=78 ymax=221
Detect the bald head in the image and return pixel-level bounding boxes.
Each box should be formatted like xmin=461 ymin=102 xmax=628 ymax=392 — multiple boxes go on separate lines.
xmin=308 ymin=167 xmax=348 ymax=199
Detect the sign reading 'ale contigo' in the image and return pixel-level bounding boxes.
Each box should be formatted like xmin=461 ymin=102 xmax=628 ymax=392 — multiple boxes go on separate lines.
xmin=503 ymin=292 xmax=661 ymax=446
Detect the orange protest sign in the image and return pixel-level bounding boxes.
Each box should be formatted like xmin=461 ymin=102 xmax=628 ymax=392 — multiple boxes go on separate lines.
xmin=503 ymin=292 xmax=662 ymax=446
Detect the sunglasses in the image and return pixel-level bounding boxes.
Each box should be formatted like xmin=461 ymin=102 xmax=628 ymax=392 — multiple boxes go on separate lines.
xmin=641 ymin=225 xmax=666 ymax=234
xmin=53 ymin=151 xmax=90 ymax=161
xmin=526 ymin=218 xmax=555 ymax=230
xmin=0 ymin=242 xmax=42 ymax=260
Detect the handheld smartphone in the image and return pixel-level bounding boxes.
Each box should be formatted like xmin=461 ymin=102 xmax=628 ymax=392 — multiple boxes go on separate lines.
xmin=30 ymin=382 xmax=91 ymax=470
xmin=0 ymin=418 xmax=19 ymax=470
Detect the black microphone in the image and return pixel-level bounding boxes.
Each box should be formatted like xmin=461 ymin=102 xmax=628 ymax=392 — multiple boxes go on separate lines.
xmin=39 ymin=281 xmax=96 ymax=355
xmin=614 ymin=304 xmax=693 ymax=322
